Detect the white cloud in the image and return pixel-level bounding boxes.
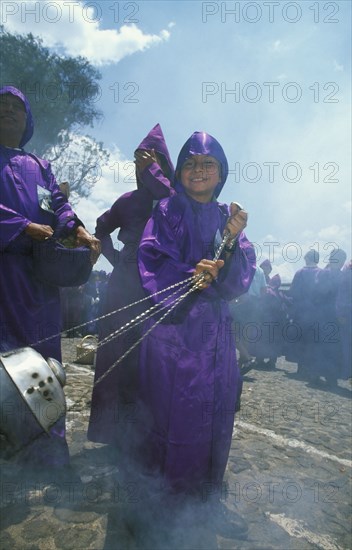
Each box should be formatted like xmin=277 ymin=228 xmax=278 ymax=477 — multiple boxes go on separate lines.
xmin=333 ymin=60 xmax=344 ymax=72
xmin=3 ymin=0 xmax=171 ymax=65
xmin=317 ymin=224 xmax=351 ymax=245
xmin=272 ymin=40 xmax=281 ymax=51
xmin=275 ymin=262 xmax=296 ymax=283
xmin=261 ymin=234 xmax=278 ymax=243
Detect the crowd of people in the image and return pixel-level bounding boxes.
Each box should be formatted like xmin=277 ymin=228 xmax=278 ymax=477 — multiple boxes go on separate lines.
xmin=287 ymin=248 xmax=351 ymax=386
xmin=1 ymin=86 xmax=350 ymax=537
xmin=230 ymin=251 xmax=351 ymax=388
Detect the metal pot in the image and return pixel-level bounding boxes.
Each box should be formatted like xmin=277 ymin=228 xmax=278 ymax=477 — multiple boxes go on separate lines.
xmin=0 ymin=347 xmax=66 ymax=457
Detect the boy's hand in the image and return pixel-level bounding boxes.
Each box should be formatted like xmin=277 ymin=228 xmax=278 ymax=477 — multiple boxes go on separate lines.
xmin=134 ymin=149 xmax=158 ymax=174
xmin=225 ymin=202 xmax=248 ymax=239
xmin=193 ymin=259 xmax=225 ymax=289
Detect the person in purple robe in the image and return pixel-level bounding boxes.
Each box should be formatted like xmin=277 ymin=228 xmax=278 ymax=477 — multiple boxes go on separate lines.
xmin=0 ymin=86 xmax=100 ymax=469
xmin=87 ymin=124 xmax=175 ymax=453
xmin=229 ymin=264 xmax=266 ymax=369
xmin=260 ymin=259 xmax=273 ymax=284
xmin=336 ymin=259 xmax=352 ymax=381
xmin=286 ymin=249 xmax=322 ymax=378
xmin=137 ymin=132 xmax=255 ymax=523
xmin=312 ymin=248 xmax=347 ymax=387
xmin=247 ymin=272 xmax=288 ymax=369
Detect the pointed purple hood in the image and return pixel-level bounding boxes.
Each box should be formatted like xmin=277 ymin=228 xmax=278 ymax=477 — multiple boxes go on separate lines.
xmin=135 ymin=123 xmax=174 ymax=181
xmin=174 ymin=131 xmax=229 ymax=197
xmin=0 ymin=86 xmax=34 ymax=147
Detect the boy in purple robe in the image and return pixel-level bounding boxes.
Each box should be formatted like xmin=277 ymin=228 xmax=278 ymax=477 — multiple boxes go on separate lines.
xmin=87 ymin=124 xmax=175 ymax=452
xmin=137 ymin=132 xmax=255 ymax=525
xmin=0 ymin=86 xmax=100 ymax=469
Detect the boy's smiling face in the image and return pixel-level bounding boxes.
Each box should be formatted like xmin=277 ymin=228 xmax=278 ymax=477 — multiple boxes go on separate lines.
xmin=180 ymin=155 xmax=220 ymax=203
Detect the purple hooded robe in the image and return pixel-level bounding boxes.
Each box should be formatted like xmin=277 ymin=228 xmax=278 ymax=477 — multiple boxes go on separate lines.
xmin=88 ymin=124 xmax=175 ymax=447
xmin=287 ymin=264 xmax=323 ymax=368
xmin=0 ymin=86 xmax=80 ymax=357
xmin=0 ymin=86 xmax=81 ymax=465
xmin=247 ymin=274 xmax=289 ymax=363
xmin=312 ymin=264 xmax=346 ymax=383
xmin=336 ymin=262 xmax=352 ymax=380
xmin=137 ymin=132 xmax=256 ymax=493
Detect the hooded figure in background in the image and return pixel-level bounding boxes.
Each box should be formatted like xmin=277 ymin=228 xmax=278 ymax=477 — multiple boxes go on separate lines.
xmin=88 ymin=123 xmax=175 ymax=450
xmin=137 ymin=132 xmax=255 ymax=503
xmin=0 ymin=86 xmax=100 ymax=469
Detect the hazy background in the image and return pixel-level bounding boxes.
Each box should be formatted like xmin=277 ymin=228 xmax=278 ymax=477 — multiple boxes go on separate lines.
xmin=2 ymin=0 xmax=351 ymax=280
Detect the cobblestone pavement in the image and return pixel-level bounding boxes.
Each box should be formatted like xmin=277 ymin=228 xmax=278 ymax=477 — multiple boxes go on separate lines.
xmin=1 ymin=337 xmax=351 ymax=549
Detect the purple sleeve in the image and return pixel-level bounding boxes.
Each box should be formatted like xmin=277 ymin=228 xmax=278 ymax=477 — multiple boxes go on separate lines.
xmin=140 ymin=162 xmax=175 ymax=199
xmin=0 ymin=203 xmax=31 ymax=250
xmin=101 ymin=235 xmax=118 ymax=267
xmin=138 ymin=207 xmax=256 ymax=305
xmin=216 ymin=233 xmax=256 ymax=300
xmin=95 ymin=208 xmax=119 ymax=266
xmin=0 ymin=168 xmax=76 ymax=248
xmin=96 ymin=207 xmax=117 ymax=238
xmin=138 ymin=209 xmax=194 ymax=305
xmin=95 ymin=194 xmax=133 ymax=238
xmin=0 ymin=153 xmax=80 ymax=250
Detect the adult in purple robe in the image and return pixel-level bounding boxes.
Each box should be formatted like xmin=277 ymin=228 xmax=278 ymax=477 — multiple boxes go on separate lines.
xmin=287 ymin=249 xmax=322 ymax=377
xmin=248 ymin=274 xmax=288 ymax=368
xmin=260 ymin=259 xmax=273 ymax=284
xmin=336 ymin=260 xmax=352 ymax=380
xmin=137 ymin=132 xmax=256 ymax=497
xmin=88 ymin=124 xmax=175 ymax=450
xmin=312 ymin=248 xmax=347 ymax=386
xmin=229 ymin=265 xmax=266 ymax=368
xmin=0 ymin=86 xmax=100 ymax=467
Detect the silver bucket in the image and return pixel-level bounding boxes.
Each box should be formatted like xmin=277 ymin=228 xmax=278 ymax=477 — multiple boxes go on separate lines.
xmin=0 ymin=347 xmax=66 ymax=458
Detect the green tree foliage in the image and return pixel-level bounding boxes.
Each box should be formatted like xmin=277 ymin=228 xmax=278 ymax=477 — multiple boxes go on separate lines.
xmin=0 ymin=28 xmax=111 ymax=202
xmin=0 ymin=29 xmax=103 ymax=154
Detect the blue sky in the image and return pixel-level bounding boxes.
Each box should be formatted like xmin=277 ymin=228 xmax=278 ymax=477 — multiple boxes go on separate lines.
xmin=2 ymin=0 xmax=351 ymax=280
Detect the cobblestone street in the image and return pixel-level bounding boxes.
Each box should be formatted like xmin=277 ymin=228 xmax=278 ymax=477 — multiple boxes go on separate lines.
xmin=1 ymin=337 xmax=351 ymax=549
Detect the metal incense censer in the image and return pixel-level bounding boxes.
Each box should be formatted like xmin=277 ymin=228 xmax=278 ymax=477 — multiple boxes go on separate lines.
xmin=0 ymin=347 xmax=66 ymax=458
